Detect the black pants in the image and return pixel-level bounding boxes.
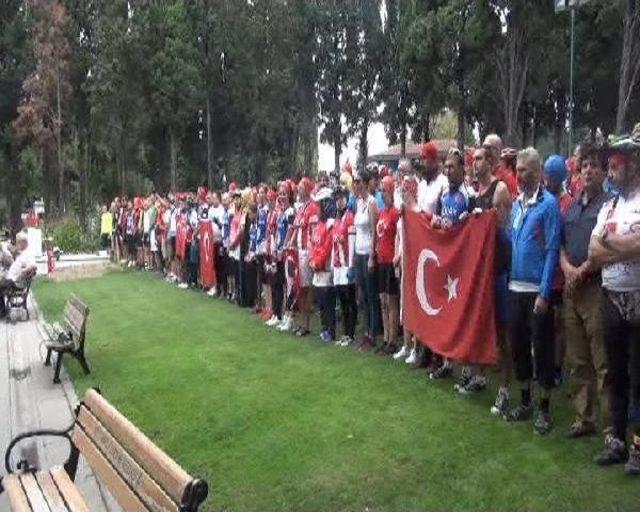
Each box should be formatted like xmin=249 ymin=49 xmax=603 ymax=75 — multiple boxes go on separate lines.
xmin=316 ymin=286 xmax=336 ymax=338
xmin=271 ymin=261 xmax=285 ymax=320
xmin=508 ymin=291 xmax=555 ymax=389
xmin=602 ymin=291 xmax=640 ymax=441
xmin=336 ymin=284 xmax=357 ymax=338
xmin=216 ymin=249 xmax=227 ymax=295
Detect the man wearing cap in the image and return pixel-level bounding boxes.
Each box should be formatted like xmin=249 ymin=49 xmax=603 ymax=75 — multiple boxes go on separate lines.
xmin=543 ymin=155 xmax=574 ymax=387
xmin=0 ymin=232 xmax=37 ymax=320
xmin=589 ymin=124 xmax=640 ymax=472
xmin=417 ymin=141 xmax=448 ymax=215
xmin=560 ymin=143 xmax=611 ymax=439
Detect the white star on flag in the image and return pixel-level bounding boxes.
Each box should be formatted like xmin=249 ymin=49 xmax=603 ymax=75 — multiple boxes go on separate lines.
xmin=444 ymin=275 xmax=459 ymax=303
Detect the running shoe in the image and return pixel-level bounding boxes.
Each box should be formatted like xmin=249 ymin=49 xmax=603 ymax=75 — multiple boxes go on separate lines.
xmin=405 ymin=348 xmax=417 ymax=364
xmin=266 ymin=316 xmax=280 ymax=327
xmin=177 ymin=282 xmax=188 ymax=289
xmin=319 ymin=331 xmax=333 ymax=343
xmin=393 ymin=345 xmax=409 ymax=360
xmin=533 ymin=410 xmax=553 ymax=435
xmin=625 ymin=444 xmax=640 ymax=475
xmin=459 ymin=375 xmax=488 ymax=395
xmin=277 ymin=315 xmax=293 ymax=332
xmin=504 ymin=403 xmax=533 ymax=422
xmin=595 ymin=434 xmax=627 ymax=466
xmin=340 ymin=336 xmax=354 ymax=347
xmin=490 ymin=387 xmax=510 ymax=416
xmin=429 ymin=362 xmax=453 ymax=380
xmin=453 ymin=366 xmax=473 ymax=392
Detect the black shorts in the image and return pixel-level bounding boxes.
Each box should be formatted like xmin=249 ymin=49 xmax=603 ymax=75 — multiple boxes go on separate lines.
xmin=377 ymin=263 xmax=399 ymax=295
xmin=101 ymin=233 xmax=110 ymax=249
xmin=126 ymin=234 xmax=138 ymax=253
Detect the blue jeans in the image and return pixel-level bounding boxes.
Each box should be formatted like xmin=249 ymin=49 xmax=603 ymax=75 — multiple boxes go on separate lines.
xmin=354 ymin=253 xmax=380 ymax=338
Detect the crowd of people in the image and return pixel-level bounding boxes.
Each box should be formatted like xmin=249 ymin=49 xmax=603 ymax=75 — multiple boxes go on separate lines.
xmin=100 ymin=124 xmax=640 ymax=473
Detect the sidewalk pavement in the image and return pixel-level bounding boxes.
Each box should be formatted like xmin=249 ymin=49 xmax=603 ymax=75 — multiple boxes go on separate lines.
xmin=0 ymin=295 xmax=119 ymax=511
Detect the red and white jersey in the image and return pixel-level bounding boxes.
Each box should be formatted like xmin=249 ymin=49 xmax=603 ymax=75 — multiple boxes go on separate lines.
xmin=332 ymin=210 xmax=355 ymax=270
xmin=332 ymin=209 xmax=355 ymax=286
xmin=376 ymin=206 xmax=400 ymax=264
xmin=265 ymin=206 xmax=279 ymax=258
xmin=293 ymin=200 xmax=319 ymax=251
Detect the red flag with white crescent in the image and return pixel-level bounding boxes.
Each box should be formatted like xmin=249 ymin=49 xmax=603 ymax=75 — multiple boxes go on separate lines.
xmin=199 ymin=220 xmax=216 ymax=288
xmin=402 ymin=209 xmax=497 ymax=365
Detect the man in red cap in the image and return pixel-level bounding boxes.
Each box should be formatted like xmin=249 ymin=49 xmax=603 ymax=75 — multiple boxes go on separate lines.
xmin=417 ymin=141 xmax=448 ymax=215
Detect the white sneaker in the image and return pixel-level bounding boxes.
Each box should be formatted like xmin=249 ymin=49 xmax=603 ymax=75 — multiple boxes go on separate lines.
xmin=340 ymin=336 xmax=354 ymax=347
xmin=405 ymin=348 xmax=417 ymax=364
xmin=178 ymin=282 xmax=188 ymax=289
xmin=277 ymin=315 xmax=292 ymax=331
xmin=393 ymin=345 xmax=409 ymax=360
xmin=335 ymin=336 xmax=345 ymax=346
xmin=266 ymin=316 xmax=280 ymax=327
xmin=206 ymin=287 xmax=217 ymax=296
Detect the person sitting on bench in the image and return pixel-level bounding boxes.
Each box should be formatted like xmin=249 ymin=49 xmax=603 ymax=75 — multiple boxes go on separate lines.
xmin=0 ymin=232 xmax=36 ymax=320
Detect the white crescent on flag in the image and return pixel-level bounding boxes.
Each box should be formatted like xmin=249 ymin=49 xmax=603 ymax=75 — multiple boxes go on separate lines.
xmin=416 ymin=249 xmax=442 ymax=316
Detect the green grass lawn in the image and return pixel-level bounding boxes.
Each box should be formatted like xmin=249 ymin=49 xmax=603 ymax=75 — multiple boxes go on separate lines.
xmin=34 ymin=270 xmax=640 ymax=512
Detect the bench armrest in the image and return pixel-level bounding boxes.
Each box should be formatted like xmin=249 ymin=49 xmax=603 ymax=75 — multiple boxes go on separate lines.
xmin=4 ymin=426 xmax=75 ymax=475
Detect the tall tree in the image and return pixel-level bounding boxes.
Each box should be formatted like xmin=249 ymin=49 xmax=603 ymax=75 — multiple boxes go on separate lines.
xmin=616 ymin=0 xmax=640 ymax=132
xmin=344 ymin=0 xmax=384 ymax=166
xmin=147 ymin=1 xmax=201 ymax=190
xmin=316 ymin=1 xmax=351 ymax=172
xmin=14 ymin=0 xmax=71 ymax=212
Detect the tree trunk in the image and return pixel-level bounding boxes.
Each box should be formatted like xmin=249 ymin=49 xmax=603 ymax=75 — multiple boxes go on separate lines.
xmin=358 ymin=121 xmax=369 ymax=168
xmin=616 ymin=0 xmax=640 ymax=133
xmin=424 ymin=113 xmax=431 ymax=142
xmin=56 ymin=71 xmax=64 ymax=212
xmin=333 ymin=129 xmax=341 ymax=174
xmin=79 ymin=135 xmax=87 ymax=227
xmin=400 ymin=126 xmax=406 ymax=158
xmin=457 ymin=55 xmax=466 ymax=150
xmin=169 ymin=126 xmax=178 ymax=191
xmin=206 ymin=93 xmax=213 ymax=188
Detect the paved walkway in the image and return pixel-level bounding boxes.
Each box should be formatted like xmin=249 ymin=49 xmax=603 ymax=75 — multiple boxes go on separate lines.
xmin=0 ymin=295 xmax=119 ymax=511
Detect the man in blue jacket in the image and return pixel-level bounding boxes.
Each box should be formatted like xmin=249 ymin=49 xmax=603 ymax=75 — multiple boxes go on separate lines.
xmin=504 ymin=147 xmax=562 ymax=435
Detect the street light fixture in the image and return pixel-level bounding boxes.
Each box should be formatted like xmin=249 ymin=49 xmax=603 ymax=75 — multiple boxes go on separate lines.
xmin=555 ymin=0 xmax=592 ymax=155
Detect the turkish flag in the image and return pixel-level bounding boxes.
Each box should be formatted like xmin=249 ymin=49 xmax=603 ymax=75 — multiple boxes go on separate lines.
xmin=199 ymin=220 xmax=217 ymax=288
xmin=403 ymin=210 xmax=497 ymax=365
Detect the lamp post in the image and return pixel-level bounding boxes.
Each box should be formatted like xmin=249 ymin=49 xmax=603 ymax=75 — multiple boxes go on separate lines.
xmin=555 ymin=0 xmax=591 ymax=156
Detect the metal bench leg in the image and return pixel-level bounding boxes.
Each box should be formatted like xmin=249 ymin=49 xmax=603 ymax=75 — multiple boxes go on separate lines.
xmin=53 ymin=352 xmax=64 ymax=384
xmin=45 ymin=348 xmax=53 ymax=366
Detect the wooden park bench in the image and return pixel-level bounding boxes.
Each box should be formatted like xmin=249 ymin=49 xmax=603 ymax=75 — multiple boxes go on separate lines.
xmin=41 ymin=295 xmax=91 ymax=384
xmin=0 ymin=388 xmax=210 ymax=512
xmin=5 ymin=267 xmax=37 ymax=321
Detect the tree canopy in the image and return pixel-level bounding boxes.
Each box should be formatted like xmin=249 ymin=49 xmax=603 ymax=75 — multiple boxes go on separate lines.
xmin=1 ymin=0 xmax=638 ymax=226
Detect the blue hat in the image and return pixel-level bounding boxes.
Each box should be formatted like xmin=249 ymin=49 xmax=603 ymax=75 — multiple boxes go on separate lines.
xmin=543 ymin=155 xmax=567 ymax=183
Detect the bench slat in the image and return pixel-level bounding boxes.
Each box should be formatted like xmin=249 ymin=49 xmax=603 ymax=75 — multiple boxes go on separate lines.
xmin=81 ymin=390 xmax=191 ymax=505
xmin=70 ymin=428 xmax=150 ymax=512
xmin=19 ymin=473 xmax=51 ymax=512
xmin=76 ymin=407 xmax=178 ymax=511
xmin=49 ymin=468 xmax=88 ymax=512
xmin=35 ymin=471 xmax=69 ymax=512
xmin=3 ymin=474 xmax=32 ymax=512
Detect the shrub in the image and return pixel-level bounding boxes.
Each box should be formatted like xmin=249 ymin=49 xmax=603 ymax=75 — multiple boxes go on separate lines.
xmin=46 ymin=216 xmax=100 ymax=253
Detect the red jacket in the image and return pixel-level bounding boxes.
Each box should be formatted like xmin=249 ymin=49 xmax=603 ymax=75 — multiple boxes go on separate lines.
xmin=310 ymin=219 xmax=334 ymax=272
